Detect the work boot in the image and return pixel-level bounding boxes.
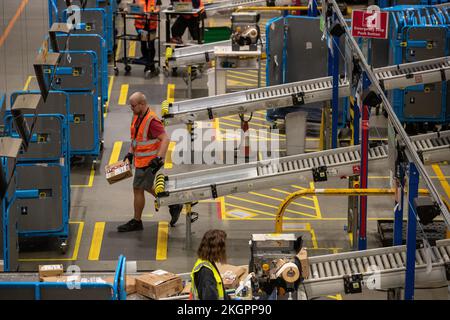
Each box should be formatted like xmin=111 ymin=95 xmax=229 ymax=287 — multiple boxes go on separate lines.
xmin=117 ymin=219 xmax=143 ymax=232
xmin=169 ymin=37 xmax=183 ymax=45
xmin=169 ymin=204 xmax=183 ymax=227
xmin=145 ymin=67 xmax=160 ymax=79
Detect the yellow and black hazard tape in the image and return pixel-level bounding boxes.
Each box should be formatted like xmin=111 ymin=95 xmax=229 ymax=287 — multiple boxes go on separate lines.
xmin=154 ymin=173 xmax=165 ymax=195
xmin=161 ymin=100 xmax=170 ymax=117
xmin=165 ymin=46 xmax=173 ymax=60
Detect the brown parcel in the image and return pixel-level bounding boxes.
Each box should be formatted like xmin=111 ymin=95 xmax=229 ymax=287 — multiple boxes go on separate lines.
xmin=39 ymin=264 xmax=64 ymax=281
xmin=216 ymin=263 xmax=247 ymax=289
xmin=296 ymin=247 xmax=309 ymax=279
xmin=105 ymin=276 xmax=137 ymax=295
xmin=105 ymin=160 xmax=133 ymax=184
xmin=41 ymin=275 xmax=81 ymax=283
xmin=136 ymin=271 xmax=183 ymax=299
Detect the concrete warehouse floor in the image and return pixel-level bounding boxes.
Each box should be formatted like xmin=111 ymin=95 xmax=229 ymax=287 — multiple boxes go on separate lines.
xmin=0 ymin=0 xmax=449 ymax=300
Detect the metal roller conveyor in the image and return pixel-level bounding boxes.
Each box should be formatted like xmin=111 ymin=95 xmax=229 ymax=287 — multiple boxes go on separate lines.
xmin=167 ymin=37 xmax=266 ymax=68
xmin=300 ymin=239 xmax=450 ymax=298
xmin=204 ymin=0 xmax=266 ymax=12
xmin=410 ymin=130 xmax=450 ymax=164
xmin=162 ymin=56 xmax=450 ymax=125
xmin=156 ymin=144 xmax=385 ymax=206
xmin=155 ymin=130 xmax=450 ymax=206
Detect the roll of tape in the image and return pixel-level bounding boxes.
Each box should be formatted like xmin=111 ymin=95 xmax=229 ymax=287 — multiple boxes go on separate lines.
xmin=275 ymin=262 xmax=300 ymax=283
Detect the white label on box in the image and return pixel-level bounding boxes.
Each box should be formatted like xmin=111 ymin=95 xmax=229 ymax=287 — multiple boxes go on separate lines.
xmin=40 ymin=265 xmax=62 ymax=271
xmin=306 ymin=42 xmax=312 ymax=50
xmin=152 ymin=270 xmax=168 ymax=276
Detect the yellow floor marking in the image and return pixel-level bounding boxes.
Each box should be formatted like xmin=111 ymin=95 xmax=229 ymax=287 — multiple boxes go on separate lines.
xmin=327 ymin=294 xmax=343 ymax=300
xmin=271 ymin=188 xmax=315 ymax=202
xmin=219 ymin=121 xmax=242 ymax=129
xmin=349 ymin=232 xmax=353 ymax=248
xmin=225 ymin=203 xmax=276 ymax=218
xmin=248 ymin=191 xmax=317 ymax=210
xmin=227 ymin=71 xmax=261 ymax=79
xmin=164 ymin=141 xmax=176 ymax=169
xmin=156 ymin=221 xmax=169 ymax=260
xmin=310 ymin=182 xmax=322 ymax=219
xmin=226 ymin=79 xmax=254 ymax=86
xmin=305 ymin=223 xmax=319 ymax=249
xmin=227 ymin=74 xmax=259 ymax=83
xmin=219 ymin=196 xmax=226 ymax=220
xmin=432 ymin=164 xmax=450 ymax=200
xmin=103 ymin=75 xmax=115 ymax=118
xmin=71 ymin=164 xmax=95 ymax=188
xmin=227 ymin=209 xmax=258 ymax=219
xmin=228 ymin=70 xmax=265 ymax=78
xmin=218 ymin=129 xmax=285 ymax=141
xmin=19 ymin=221 xmax=84 ymax=262
xmin=22 ymin=75 xmax=34 ymax=90
xmin=226 ymin=195 xmax=314 ymax=217
xmin=109 ymin=141 xmax=123 ymax=165
xmin=88 ymin=222 xmax=105 ymax=261
xmin=118 ymin=84 xmax=129 ymax=105
xmin=128 ymin=41 xmax=136 ymax=57
xmin=222 ymin=116 xmax=270 ymax=128
xmin=255 ymin=111 xmax=267 ymax=116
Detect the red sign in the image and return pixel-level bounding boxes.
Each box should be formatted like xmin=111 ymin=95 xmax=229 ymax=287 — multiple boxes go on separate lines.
xmin=351 ymin=10 xmax=388 ymax=39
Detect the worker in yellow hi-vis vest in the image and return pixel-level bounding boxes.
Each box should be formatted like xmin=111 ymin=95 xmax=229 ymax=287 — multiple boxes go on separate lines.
xmin=190 ymin=230 xmax=229 ymax=300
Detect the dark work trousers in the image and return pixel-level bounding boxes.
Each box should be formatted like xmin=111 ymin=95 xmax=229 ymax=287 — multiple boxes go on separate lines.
xmin=171 ymin=16 xmax=200 ymax=41
xmin=136 ymin=28 xmax=156 ymax=71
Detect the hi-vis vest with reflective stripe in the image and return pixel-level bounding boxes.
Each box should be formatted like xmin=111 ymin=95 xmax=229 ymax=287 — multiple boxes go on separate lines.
xmin=130 ymin=109 xmax=161 ymax=168
xmin=190 ymin=259 xmax=224 ymax=300
xmin=134 ymin=0 xmax=158 ymax=30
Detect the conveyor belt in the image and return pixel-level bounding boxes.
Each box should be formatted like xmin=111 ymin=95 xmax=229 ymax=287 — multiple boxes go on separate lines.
xmin=156 ymin=130 xmax=450 ymax=206
xmin=167 ymin=38 xmax=266 ymax=68
xmin=203 ymin=0 xmax=267 ymax=12
xmin=301 ymin=239 xmax=450 ymax=298
xmin=162 ymin=56 xmax=450 ymax=125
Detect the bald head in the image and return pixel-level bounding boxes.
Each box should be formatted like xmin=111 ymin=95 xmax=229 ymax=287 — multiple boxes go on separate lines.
xmin=129 ymin=92 xmax=147 ymax=105
xmin=129 ymin=92 xmax=149 ymax=115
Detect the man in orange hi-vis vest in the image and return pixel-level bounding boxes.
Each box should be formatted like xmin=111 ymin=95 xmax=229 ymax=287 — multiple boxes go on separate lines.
xmin=118 ymin=92 xmax=183 ymax=232
xmin=170 ymin=0 xmax=205 ymax=44
xmin=134 ymin=0 xmax=161 ymax=77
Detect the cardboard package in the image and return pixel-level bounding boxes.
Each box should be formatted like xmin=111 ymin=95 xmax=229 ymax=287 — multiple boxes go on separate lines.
xmin=135 ymin=270 xmax=183 ymax=299
xmin=297 ymin=248 xmax=309 ymax=280
xmin=0 ymin=260 xmax=4 ymax=272
xmin=105 ymin=160 xmax=133 ymax=184
xmin=39 ymin=264 xmax=64 ymax=281
xmin=181 ymin=282 xmax=191 ymax=295
xmin=105 ymin=275 xmax=137 ymax=295
xmin=41 ymin=275 xmax=81 ymax=283
xmin=216 ymin=263 xmax=247 ymax=289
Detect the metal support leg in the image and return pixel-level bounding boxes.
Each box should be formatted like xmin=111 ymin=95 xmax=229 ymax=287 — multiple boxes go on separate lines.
xmin=331 ymin=34 xmax=340 ymax=149
xmin=394 ymin=168 xmax=405 ymax=246
xmin=358 ymin=104 xmax=369 ymax=250
xmin=185 ymin=202 xmax=192 ymax=250
xmin=187 ymin=65 xmax=192 ymax=99
xmin=387 ymin=288 xmax=402 ymax=300
xmin=348 ymin=175 xmax=359 ymax=250
xmin=352 ymin=100 xmax=360 ymax=145
xmin=405 ymin=162 xmax=419 ymax=300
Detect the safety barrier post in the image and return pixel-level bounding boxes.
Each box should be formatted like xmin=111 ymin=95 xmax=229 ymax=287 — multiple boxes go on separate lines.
xmin=404 ymin=162 xmax=419 ymax=300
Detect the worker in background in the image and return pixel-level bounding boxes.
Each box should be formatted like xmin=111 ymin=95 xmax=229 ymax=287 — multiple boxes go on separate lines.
xmin=170 ymin=0 xmax=205 ymax=44
xmin=134 ymin=0 xmax=161 ymax=77
xmin=191 ymin=229 xmax=230 ymax=300
xmin=118 ymin=92 xmax=183 ymax=232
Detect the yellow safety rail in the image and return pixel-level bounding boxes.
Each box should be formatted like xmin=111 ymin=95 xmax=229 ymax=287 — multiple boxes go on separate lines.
xmin=275 ymin=188 xmax=430 ymax=233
